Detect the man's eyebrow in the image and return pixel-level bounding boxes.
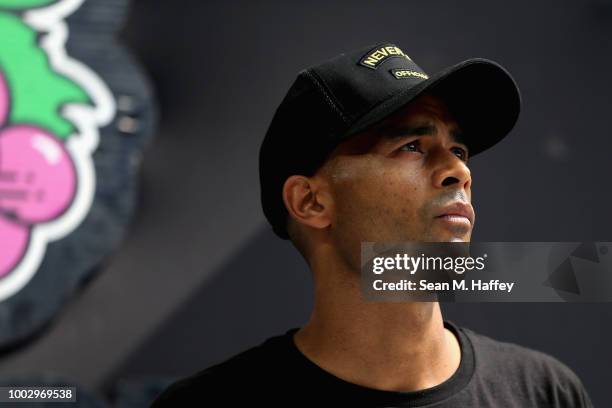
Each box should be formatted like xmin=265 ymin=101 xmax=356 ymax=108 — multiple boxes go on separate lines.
xmin=381 ymin=122 xmax=468 ymax=148
xmin=451 ymin=128 xmax=467 ymax=147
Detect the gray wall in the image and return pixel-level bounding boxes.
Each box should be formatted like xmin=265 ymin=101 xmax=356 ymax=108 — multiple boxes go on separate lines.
xmin=2 ymin=0 xmax=610 ymax=406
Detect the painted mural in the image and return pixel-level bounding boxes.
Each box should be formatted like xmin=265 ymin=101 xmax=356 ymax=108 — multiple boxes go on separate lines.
xmin=0 ymin=0 xmax=114 ymax=301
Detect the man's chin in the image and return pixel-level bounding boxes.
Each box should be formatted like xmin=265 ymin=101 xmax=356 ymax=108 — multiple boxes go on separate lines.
xmin=427 ymin=223 xmax=472 ymax=242
xmin=447 ymin=236 xmax=471 ymax=242
xmin=424 ymin=228 xmax=472 ymax=243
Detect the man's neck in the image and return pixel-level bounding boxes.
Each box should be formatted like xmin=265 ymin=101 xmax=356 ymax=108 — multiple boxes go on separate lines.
xmin=293 ymin=253 xmax=461 ymax=392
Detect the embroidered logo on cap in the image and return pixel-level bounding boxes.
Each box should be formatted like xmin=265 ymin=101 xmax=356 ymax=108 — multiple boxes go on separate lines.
xmin=390 ymin=68 xmax=429 ymax=80
xmin=359 ymin=44 xmax=412 ymax=69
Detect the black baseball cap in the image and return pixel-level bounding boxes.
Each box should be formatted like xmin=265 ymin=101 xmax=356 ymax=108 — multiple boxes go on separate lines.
xmin=259 ymin=42 xmax=521 ymax=240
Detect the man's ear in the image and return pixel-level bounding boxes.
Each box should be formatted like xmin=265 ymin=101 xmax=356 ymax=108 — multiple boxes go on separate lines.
xmin=282 ymin=174 xmax=332 ymax=232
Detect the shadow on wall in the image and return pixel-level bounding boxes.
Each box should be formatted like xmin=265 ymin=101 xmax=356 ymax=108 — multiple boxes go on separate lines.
xmin=117 ymin=226 xmax=314 ymax=378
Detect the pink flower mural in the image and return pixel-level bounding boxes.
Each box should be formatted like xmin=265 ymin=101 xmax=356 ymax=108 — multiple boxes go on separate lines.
xmin=0 ymin=71 xmax=77 ymax=277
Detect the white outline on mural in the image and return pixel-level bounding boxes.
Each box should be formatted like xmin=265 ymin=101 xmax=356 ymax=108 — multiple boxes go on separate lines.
xmin=0 ymin=0 xmax=115 ymax=301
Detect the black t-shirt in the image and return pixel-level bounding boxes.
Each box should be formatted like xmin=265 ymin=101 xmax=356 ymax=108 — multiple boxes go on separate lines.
xmin=152 ymin=321 xmax=593 ymax=407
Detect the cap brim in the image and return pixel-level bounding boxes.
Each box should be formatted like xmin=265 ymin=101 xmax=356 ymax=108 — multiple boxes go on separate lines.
xmin=343 ymin=58 xmax=521 ymax=157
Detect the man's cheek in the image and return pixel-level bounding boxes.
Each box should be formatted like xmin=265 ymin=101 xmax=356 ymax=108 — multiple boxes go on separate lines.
xmin=335 ymin=177 xmax=385 ymax=205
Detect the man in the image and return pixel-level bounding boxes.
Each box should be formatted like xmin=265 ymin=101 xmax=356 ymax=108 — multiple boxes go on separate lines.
xmin=152 ymin=43 xmax=593 ymax=407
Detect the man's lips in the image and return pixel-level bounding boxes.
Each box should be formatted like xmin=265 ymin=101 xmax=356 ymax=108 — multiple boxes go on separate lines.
xmin=435 ymin=202 xmax=475 ymax=226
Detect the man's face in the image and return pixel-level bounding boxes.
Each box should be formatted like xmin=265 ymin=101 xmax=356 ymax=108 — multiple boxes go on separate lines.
xmin=319 ymin=93 xmax=475 ymax=256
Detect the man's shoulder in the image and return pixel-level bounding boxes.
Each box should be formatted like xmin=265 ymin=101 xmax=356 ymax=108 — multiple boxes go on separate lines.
xmin=459 ymin=325 xmax=592 ymax=407
xmin=462 ymin=325 xmax=579 ymax=377
xmin=151 ymin=330 xmax=294 ymax=406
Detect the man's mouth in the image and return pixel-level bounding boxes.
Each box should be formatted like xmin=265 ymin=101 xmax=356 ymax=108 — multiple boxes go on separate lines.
xmin=434 ymin=202 xmax=475 ymax=226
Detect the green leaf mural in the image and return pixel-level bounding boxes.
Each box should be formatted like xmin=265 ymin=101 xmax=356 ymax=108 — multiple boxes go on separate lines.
xmin=0 ymin=0 xmax=58 ymax=10
xmin=0 ymin=10 xmax=90 ymax=139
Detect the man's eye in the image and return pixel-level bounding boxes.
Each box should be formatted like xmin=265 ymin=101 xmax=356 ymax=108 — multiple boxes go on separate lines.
xmin=452 ymin=147 xmax=468 ymax=162
xmin=399 ymin=140 xmax=421 ymax=152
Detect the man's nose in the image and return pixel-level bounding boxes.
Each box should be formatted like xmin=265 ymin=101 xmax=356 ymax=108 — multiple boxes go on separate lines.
xmin=431 ymin=149 xmax=472 ymax=192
